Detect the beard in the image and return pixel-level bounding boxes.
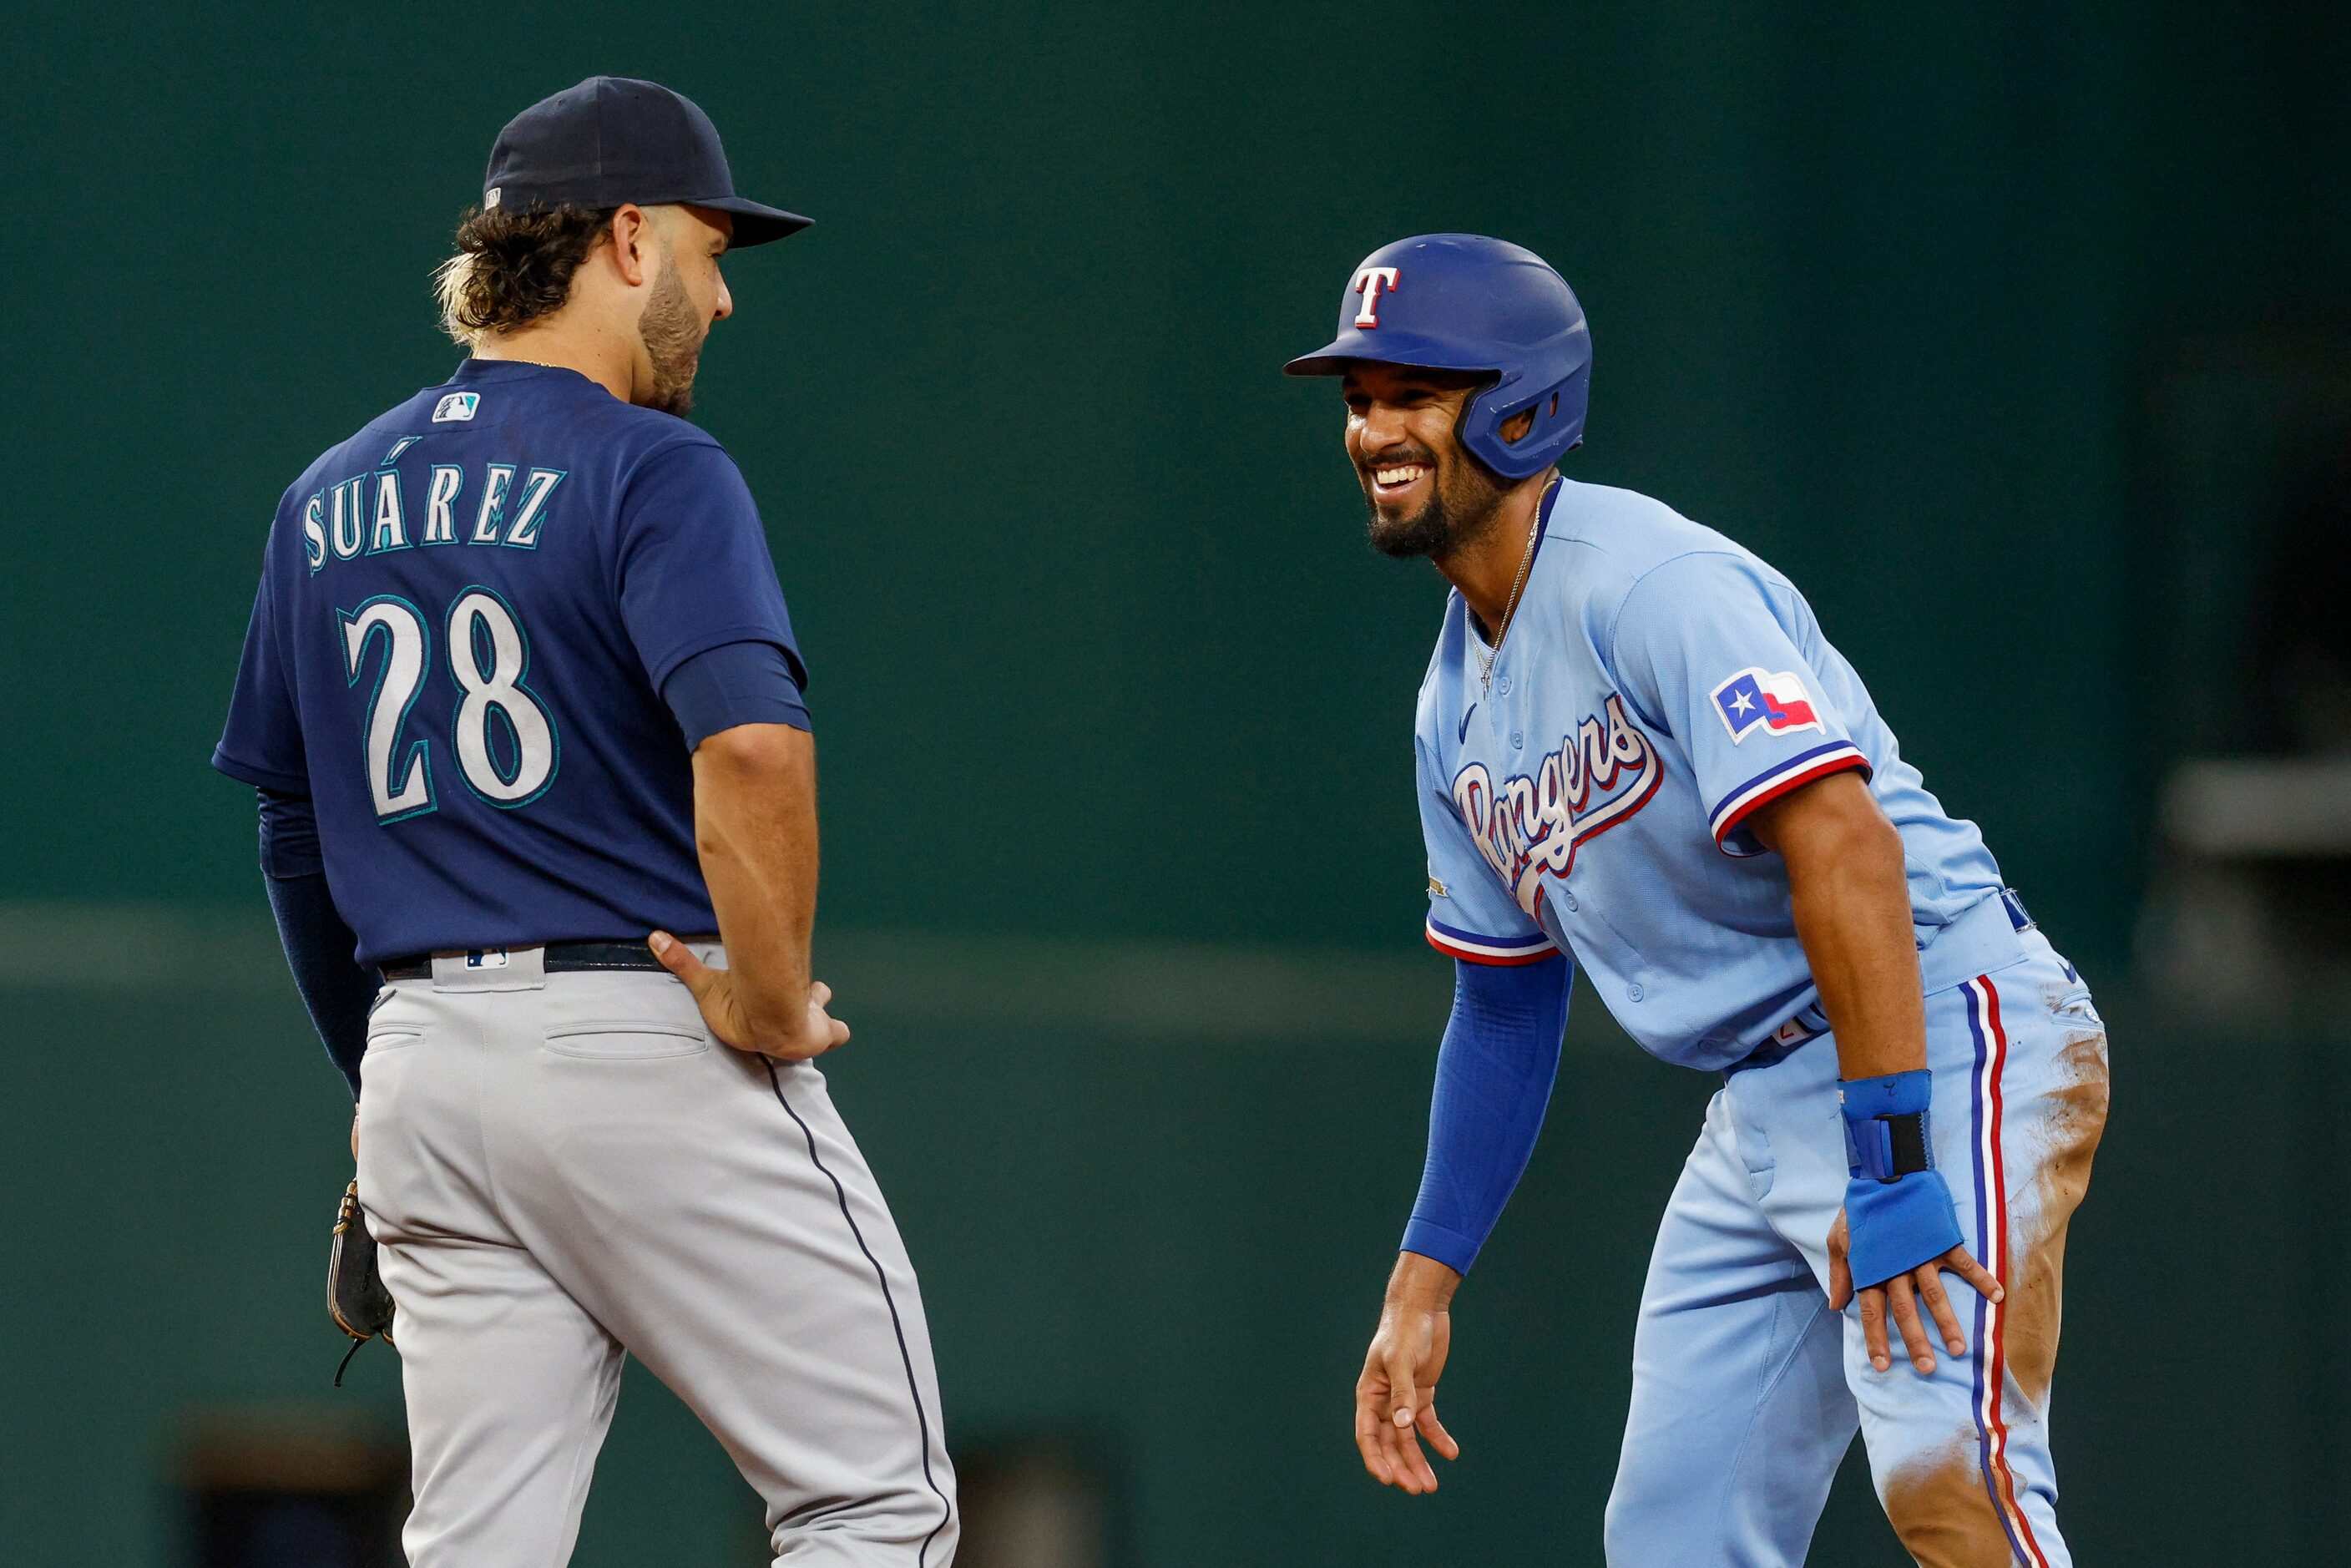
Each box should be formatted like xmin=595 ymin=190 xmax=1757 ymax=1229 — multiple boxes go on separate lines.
xmin=639 ymin=254 xmax=705 ymax=416
xmin=1361 ymin=444 xmax=1512 ymax=560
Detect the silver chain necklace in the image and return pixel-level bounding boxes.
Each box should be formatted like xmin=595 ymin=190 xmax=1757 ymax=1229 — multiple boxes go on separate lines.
xmin=1476 ymin=479 xmax=1555 ymax=695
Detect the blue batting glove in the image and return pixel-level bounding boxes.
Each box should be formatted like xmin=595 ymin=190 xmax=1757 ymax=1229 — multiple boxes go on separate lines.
xmin=1838 ymin=1070 xmax=1964 ymax=1291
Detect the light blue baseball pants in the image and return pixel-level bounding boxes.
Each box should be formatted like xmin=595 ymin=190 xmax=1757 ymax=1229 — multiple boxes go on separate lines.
xmin=1605 ymin=929 xmax=2109 ymax=1566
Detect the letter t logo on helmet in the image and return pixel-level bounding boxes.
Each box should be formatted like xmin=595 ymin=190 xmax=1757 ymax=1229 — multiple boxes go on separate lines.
xmin=1352 ymin=266 xmax=1401 ymax=327
xmin=1285 ymin=234 xmax=1595 ymax=482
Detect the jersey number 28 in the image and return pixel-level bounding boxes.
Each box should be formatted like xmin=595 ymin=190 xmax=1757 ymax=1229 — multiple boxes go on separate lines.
xmin=339 ymin=588 xmax=559 ymax=822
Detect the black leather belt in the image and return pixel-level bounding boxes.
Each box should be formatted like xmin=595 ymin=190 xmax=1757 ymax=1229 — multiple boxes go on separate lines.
xmin=378 ymin=938 xmax=715 ymax=983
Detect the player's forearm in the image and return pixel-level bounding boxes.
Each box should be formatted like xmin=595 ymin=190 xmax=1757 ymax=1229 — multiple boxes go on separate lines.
xmin=1386 ymin=1249 xmax=1463 ymax=1311
xmin=1752 ymin=776 xmax=1926 ymax=1080
xmin=1400 ymin=953 xmax=1571 ymax=1277
xmin=690 ymin=722 xmax=823 ymax=1035
xmin=255 ymin=787 xmax=376 ymax=1099
xmin=262 ymin=867 xmax=377 ymax=1099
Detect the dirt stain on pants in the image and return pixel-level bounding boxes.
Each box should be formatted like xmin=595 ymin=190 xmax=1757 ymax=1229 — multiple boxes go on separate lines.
xmin=1881 ymin=1026 xmax=2110 ymax=1565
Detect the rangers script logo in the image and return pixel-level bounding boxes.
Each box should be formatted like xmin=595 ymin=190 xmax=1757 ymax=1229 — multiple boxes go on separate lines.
xmin=1453 ymin=694 xmax=1662 ymax=914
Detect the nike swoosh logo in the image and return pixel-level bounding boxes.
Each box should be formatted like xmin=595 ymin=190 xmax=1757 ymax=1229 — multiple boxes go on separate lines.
xmin=1459 ymin=704 xmax=1479 ymax=743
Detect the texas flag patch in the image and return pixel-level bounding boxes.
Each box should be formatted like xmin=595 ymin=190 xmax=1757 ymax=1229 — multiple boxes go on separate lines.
xmin=1711 ymin=667 xmax=1823 ymax=742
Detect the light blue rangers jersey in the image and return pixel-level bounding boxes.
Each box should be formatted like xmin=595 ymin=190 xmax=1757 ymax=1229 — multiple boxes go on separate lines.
xmin=1416 ymin=478 xmax=2005 ymax=1071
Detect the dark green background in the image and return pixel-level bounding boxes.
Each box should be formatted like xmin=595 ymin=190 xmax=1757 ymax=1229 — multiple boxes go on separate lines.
xmin=2 ymin=3 xmax=2343 ymax=1563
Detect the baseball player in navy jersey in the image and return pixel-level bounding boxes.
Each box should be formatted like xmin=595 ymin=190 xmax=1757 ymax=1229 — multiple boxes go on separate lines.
xmin=1288 ymin=236 xmax=2109 ymax=1565
xmin=214 ymin=79 xmax=956 ymax=1565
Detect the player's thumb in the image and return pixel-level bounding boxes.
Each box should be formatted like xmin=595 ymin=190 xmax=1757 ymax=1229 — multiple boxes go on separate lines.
xmin=1388 ymin=1356 xmax=1422 ymax=1428
xmin=1826 ymin=1238 xmax=1853 ymax=1312
xmin=648 ymin=931 xmax=714 ymax=996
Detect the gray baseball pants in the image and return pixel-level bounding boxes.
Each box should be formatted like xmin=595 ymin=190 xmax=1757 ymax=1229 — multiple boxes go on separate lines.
xmin=356 ymin=948 xmax=958 ymax=1566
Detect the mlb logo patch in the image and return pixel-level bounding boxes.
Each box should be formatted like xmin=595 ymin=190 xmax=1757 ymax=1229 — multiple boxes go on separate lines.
xmin=432 ymin=392 xmax=481 ymax=423
xmin=1711 ymin=667 xmax=1823 ymax=741
xmin=463 ymin=948 xmax=509 ymax=970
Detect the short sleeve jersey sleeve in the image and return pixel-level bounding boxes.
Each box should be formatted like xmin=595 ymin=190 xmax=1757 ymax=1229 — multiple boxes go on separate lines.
xmin=1607 ymin=551 xmax=1871 ymax=856
xmin=213 ymin=553 xmax=310 ymax=795
xmin=615 ymin=440 xmax=806 ymax=691
xmin=1416 ymin=730 xmax=1561 ymax=965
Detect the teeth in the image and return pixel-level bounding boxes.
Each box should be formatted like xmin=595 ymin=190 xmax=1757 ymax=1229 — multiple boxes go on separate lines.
xmin=1374 ymin=464 xmax=1428 ymax=485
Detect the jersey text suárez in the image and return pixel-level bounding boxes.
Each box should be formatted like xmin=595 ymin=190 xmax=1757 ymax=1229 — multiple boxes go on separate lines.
xmin=301 ymin=457 xmax=568 ymax=569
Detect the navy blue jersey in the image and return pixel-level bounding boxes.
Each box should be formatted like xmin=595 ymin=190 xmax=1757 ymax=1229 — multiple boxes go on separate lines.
xmin=215 ymin=358 xmax=805 ymax=964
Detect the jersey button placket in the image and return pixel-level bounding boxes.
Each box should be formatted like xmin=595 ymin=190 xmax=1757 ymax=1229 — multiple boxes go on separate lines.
xmin=1627 ymin=983 xmax=1646 ymax=1003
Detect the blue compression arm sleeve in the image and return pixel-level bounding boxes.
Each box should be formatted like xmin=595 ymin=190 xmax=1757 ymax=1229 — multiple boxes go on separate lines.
xmin=660 ymin=638 xmax=810 ymax=750
xmin=1401 ymin=953 xmax=1573 ymax=1275
xmin=257 ymin=789 xmax=376 ymax=1100
xmin=258 ymin=784 xmax=323 ymax=878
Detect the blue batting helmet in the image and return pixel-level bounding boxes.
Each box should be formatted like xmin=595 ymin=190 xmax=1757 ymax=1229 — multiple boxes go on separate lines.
xmin=1284 ymin=234 xmax=1591 ymax=480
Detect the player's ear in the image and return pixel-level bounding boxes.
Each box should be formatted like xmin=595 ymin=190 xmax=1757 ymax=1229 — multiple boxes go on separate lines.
xmin=608 ymin=204 xmax=655 ymax=290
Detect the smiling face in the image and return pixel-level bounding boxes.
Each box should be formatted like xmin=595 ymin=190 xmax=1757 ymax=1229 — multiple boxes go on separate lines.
xmin=1342 ymin=362 xmax=1517 ymax=559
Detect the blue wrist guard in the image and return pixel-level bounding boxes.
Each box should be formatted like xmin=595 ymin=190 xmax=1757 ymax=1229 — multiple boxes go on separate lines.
xmin=1841 ymin=1069 xmax=1934 ymax=1181
xmin=1838 ymin=1070 xmax=1964 ymax=1290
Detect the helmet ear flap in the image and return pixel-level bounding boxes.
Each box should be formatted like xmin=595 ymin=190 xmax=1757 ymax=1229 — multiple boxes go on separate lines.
xmin=1499 ymin=392 xmax=1546 ymax=446
xmin=1509 ymin=372 xmax=1583 ymax=453
xmin=1463 ymin=362 xmax=1588 ymax=479
xmin=1448 ymin=372 xmax=1507 ymax=473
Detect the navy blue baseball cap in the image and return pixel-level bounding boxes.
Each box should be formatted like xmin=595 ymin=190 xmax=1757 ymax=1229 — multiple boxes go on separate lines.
xmin=482 ymin=76 xmax=810 ymax=246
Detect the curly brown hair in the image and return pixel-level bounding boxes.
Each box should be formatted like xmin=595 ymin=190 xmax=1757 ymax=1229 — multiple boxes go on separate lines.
xmin=433 ymin=204 xmax=616 ymax=344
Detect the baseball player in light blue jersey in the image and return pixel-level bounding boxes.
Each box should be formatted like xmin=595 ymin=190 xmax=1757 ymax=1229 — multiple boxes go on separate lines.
xmin=1288 ymin=235 xmax=2109 ymax=1565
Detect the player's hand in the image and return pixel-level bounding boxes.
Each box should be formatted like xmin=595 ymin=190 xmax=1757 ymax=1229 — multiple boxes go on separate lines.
xmin=1355 ymin=1256 xmax=1464 ymax=1494
xmin=1827 ymin=1207 xmax=2004 ymax=1376
xmin=648 ymin=932 xmax=850 ymax=1060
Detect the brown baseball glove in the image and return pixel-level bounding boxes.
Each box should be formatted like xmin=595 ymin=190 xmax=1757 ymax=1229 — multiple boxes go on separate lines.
xmin=330 ymin=1178 xmax=394 ymax=1384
